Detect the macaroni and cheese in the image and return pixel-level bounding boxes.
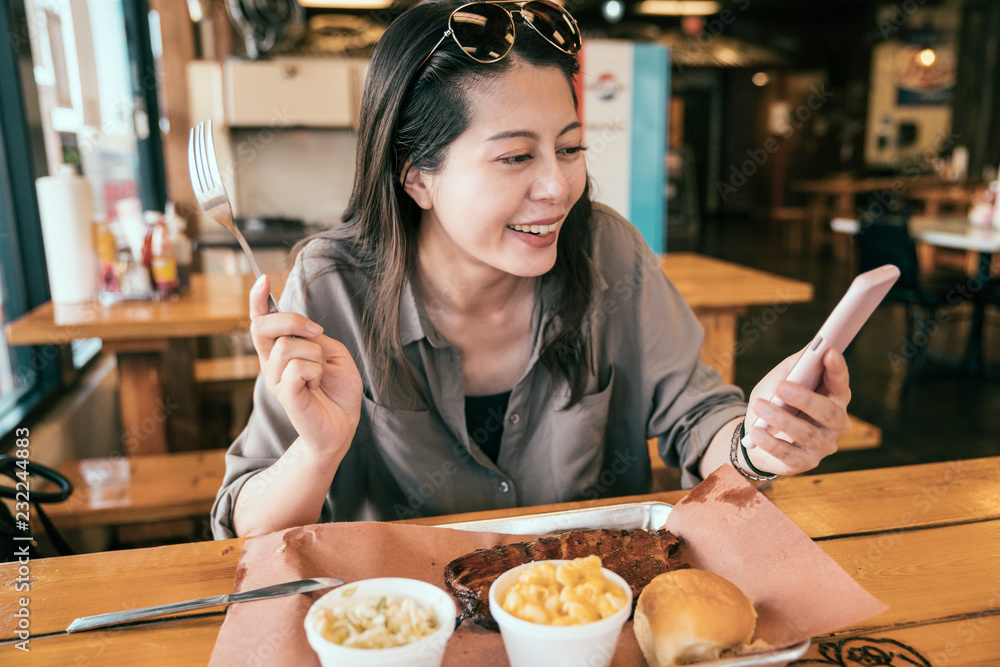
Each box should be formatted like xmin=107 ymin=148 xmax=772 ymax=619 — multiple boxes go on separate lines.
xmin=498 ymin=556 xmax=628 ymax=625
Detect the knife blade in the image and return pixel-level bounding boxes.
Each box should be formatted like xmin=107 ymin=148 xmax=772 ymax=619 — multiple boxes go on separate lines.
xmin=66 ymin=577 xmax=345 ymax=633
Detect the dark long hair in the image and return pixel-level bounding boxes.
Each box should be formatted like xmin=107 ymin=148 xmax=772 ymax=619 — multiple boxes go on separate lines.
xmin=303 ymin=0 xmax=595 ymax=407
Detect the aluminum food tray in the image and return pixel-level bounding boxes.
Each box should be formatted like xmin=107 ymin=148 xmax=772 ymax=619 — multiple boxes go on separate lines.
xmin=433 ymin=500 xmax=812 ymax=666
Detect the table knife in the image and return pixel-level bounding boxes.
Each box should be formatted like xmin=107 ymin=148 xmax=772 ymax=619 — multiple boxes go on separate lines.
xmin=66 ymin=577 xmax=345 ymax=633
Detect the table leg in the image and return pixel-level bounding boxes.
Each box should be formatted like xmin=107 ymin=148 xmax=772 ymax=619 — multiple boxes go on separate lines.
xmin=963 ymin=252 xmax=993 ymax=375
xmin=694 ymin=309 xmax=744 ymax=384
xmin=806 ymin=197 xmax=827 ymax=256
xmin=832 ymin=192 xmax=856 ymax=261
xmin=163 ymin=338 xmax=203 ymax=451
xmin=115 ymin=349 xmax=169 ymax=455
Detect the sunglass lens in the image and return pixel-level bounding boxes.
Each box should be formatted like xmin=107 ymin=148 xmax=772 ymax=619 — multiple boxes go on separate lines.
xmin=450 ymin=3 xmax=515 ymax=63
xmin=521 ymin=1 xmax=582 ymax=54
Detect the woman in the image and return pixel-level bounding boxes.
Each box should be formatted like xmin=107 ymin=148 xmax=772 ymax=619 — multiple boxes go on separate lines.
xmin=211 ymin=0 xmax=851 ymax=539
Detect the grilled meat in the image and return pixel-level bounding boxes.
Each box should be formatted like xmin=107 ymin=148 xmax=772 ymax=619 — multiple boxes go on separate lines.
xmin=444 ymin=528 xmax=687 ymax=630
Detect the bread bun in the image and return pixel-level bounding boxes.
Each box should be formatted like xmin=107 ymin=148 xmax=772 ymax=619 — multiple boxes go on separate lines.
xmin=633 ymin=569 xmax=756 ymax=666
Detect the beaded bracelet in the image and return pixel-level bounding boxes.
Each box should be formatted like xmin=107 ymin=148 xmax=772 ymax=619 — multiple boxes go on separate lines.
xmin=729 ymin=420 xmax=777 ymax=482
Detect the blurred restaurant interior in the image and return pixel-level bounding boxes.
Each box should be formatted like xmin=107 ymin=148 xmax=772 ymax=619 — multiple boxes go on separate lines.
xmin=1 ymin=0 xmax=999 ymax=553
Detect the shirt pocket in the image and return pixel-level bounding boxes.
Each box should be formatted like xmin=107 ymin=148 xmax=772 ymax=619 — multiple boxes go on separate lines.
xmin=359 ymin=395 xmax=471 ymax=517
xmin=516 ymin=367 xmax=616 ymax=506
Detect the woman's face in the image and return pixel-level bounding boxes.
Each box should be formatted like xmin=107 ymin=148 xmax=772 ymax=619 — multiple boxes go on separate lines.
xmin=410 ymin=64 xmax=587 ymax=279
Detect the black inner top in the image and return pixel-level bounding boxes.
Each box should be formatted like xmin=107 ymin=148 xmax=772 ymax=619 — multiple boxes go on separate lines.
xmin=464 ymin=390 xmax=511 ymax=464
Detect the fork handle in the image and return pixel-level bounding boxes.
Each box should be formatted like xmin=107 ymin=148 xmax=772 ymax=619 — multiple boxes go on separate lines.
xmin=231 ymin=229 xmax=280 ymax=314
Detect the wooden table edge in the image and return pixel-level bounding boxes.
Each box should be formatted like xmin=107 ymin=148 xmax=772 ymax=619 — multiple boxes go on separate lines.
xmin=4 ymin=457 xmax=998 ymax=646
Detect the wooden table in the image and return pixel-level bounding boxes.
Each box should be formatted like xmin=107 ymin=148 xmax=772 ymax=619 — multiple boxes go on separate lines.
xmin=2 ymin=457 xmax=998 ymax=664
xmin=832 ymin=215 xmax=1000 ymax=256
xmin=3 ymin=257 xmax=811 ymax=453
xmin=3 ymin=274 xmax=285 ymax=454
xmin=660 ymin=253 xmax=813 ymax=383
xmin=907 ymin=184 xmax=980 ymax=217
xmin=791 ymin=175 xmax=964 ymax=257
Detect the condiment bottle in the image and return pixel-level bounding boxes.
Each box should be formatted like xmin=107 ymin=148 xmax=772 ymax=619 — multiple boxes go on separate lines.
xmin=117 ymin=197 xmax=146 ymax=262
xmin=141 ymin=212 xmax=155 ymax=271
xmin=164 ymin=203 xmax=192 ymax=293
xmin=94 ymin=218 xmax=120 ymax=293
xmin=118 ymin=246 xmax=152 ymax=297
xmin=148 ymin=212 xmax=179 ymax=298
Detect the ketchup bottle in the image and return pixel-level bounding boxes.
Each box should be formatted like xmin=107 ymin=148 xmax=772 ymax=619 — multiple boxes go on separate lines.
xmin=141 ymin=216 xmax=155 ymax=271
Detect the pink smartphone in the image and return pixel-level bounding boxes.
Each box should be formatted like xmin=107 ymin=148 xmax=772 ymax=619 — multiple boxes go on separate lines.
xmin=742 ymin=264 xmax=900 ymax=447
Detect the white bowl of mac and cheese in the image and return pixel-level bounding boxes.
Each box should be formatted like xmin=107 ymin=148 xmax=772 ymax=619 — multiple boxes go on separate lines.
xmin=488 ymin=556 xmax=633 ymax=667
xmin=304 ymin=577 xmax=456 ymax=667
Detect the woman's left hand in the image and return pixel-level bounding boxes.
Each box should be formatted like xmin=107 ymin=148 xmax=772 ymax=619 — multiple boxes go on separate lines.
xmin=741 ymin=347 xmax=852 ymax=476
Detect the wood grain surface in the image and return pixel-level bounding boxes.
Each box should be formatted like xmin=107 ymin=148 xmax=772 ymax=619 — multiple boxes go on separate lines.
xmin=42 ymin=450 xmax=228 ymax=529
xmin=2 ymin=458 xmax=997 ymax=667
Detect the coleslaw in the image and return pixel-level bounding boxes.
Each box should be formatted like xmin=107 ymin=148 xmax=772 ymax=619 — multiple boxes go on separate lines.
xmin=314 ymin=594 xmax=440 ymax=649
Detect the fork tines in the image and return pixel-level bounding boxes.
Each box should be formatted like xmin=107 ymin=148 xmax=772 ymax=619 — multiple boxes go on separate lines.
xmin=188 ymin=119 xmax=228 ymax=210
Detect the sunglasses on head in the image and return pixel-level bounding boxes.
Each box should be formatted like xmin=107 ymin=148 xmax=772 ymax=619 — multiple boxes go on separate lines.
xmin=420 ymin=1 xmax=582 ymax=70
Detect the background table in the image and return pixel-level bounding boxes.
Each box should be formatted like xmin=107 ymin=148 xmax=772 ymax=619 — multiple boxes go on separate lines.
xmin=832 ymin=215 xmax=1000 ymax=373
xmin=4 ymin=256 xmax=811 ymax=453
xmin=4 ymin=274 xmax=286 ymax=454
xmin=660 ymin=253 xmax=812 ymax=383
xmin=791 ymin=175 xmax=978 ymax=258
xmin=1 ymin=457 xmax=997 ymax=664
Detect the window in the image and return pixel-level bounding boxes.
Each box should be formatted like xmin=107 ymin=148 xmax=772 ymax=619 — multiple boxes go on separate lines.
xmin=27 ymin=0 xmax=144 ymax=220
xmin=0 ymin=264 xmax=36 ymax=432
xmin=0 ymin=0 xmax=165 ymax=443
xmin=0 ymin=3 xmax=61 ymax=442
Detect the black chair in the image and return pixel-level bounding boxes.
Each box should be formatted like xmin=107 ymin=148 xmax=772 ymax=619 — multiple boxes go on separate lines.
xmin=0 ymin=455 xmax=75 ymax=561
xmin=985 ymin=275 xmax=1000 ymax=364
xmin=854 ymin=198 xmax=974 ymax=376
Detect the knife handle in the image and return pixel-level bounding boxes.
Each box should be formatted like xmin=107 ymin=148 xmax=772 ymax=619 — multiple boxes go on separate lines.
xmin=66 ymin=594 xmax=231 ymax=633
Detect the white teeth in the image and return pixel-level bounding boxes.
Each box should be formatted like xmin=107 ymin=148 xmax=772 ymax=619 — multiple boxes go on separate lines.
xmin=510 ymin=223 xmax=557 ymax=235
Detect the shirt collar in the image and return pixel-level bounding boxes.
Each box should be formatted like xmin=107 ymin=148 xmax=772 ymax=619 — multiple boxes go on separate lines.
xmin=400 ymin=279 xmax=449 ymax=348
xmin=400 ymin=255 xmax=608 ymax=349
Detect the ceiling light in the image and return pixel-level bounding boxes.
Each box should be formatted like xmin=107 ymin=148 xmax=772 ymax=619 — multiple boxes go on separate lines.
xmin=298 ymin=0 xmax=395 ymax=9
xmin=602 ymin=0 xmax=625 ymax=23
xmin=635 ymin=1 xmax=721 ymax=16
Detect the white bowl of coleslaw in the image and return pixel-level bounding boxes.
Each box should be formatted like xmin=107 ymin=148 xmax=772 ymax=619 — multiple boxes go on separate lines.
xmin=304 ymin=577 xmax=457 ymax=667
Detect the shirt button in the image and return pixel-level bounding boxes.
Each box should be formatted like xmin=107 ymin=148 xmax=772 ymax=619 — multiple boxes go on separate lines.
xmin=499 ymin=481 xmax=510 ymax=493
xmin=509 ymin=413 xmax=520 ymax=425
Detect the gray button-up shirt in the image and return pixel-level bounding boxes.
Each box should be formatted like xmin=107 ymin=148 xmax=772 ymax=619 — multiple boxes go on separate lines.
xmin=211 ymin=204 xmax=746 ymax=538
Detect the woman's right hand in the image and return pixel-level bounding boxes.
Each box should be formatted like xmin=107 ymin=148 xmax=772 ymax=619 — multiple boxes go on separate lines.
xmin=249 ymin=274 xmax=363 ymax=460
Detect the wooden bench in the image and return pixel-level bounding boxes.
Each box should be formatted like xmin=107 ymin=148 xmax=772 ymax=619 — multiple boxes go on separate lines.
xmin=194 ymin=355 xmax=261 ymax=385
xmin=31 ymin=358 xmax=259 ymax=541
xmin=43 ymin=450 xmax=226 ymax=532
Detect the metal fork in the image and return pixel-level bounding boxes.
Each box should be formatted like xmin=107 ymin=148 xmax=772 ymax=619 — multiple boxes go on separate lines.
xmin=188 ymin=119 xmax=279 ymax=314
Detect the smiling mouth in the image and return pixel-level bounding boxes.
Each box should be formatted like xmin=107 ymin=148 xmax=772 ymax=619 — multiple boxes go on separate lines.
xmin=508 ymin=223 xmax=558 ymax=236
